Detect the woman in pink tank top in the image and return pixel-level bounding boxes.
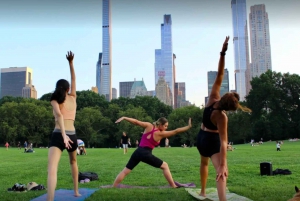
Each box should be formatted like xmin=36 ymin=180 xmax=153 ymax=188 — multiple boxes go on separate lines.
xmin=113 ymin=116 xmax=192 ymax=188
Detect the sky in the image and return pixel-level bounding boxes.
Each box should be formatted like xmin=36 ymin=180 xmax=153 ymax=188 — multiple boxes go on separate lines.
xmin=1 ymin=0 xmax=300 ymax=107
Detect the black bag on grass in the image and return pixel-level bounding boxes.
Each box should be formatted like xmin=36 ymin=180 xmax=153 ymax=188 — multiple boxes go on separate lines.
xmin=78 ymin=172 xmax=99 ymax=181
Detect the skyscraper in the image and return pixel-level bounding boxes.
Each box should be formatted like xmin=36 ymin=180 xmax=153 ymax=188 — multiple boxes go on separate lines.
xmin=155 ymin=14 xmax=174 ymax=107
xmin=96 ymin=53 xmax=102 ymax=94
xmin=1 ymin=67 xmax=37 ymax=99
xmin=249 ymin=4 xmax=272 ymax=79
xmin=119 ymin=81 xmax=134 ymax=98
xmin=231 ymin=0 xmax=250 ymax=101
xmin=206 ymin=69 xmax=229 ymax=105
xmin=97 ymin=0 xmax=112 ymax=101
xmin=112 ymin=88 xmax=117 ymax=99
xmin=175 ymin=82 xmax=186 ymax=108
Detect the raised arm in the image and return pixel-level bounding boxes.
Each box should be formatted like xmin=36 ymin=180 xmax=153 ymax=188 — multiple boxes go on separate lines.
xmin=115 ymin=117 xmax=152 ymax=128
xmin=158 ymin=118 xmax=192 ymax=139
xmin=66 ymin=51 xmax=76 ymax=97
xmin=209 ymin=36 xmax=230 ymax=100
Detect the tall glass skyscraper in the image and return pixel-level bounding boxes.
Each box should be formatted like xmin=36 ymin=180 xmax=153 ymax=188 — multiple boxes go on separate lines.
xmin=96 ymin=53 xmax=102 ymax=94
xmin=231 ymin=0 xmax=250 ymax=101
xmin=155 ymin=15 xmax=174 ymax=107
xmin=97 ymin=0 xmax=112 ymax=101
xmin=249 ymin=4 xmax=272 ymax=79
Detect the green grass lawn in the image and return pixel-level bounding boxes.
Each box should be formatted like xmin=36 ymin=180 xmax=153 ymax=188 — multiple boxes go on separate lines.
xmin=0 ymin=141 xmax=299 ymax=201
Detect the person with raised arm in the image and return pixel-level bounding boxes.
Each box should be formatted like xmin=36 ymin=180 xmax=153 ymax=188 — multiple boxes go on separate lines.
xmin=113 ymin=117 xmax=192 ymax=188
xmin=196 ymin=37 xmax=251 ymax=201
xmin=47 ymin=51 xmax=81 ymax=201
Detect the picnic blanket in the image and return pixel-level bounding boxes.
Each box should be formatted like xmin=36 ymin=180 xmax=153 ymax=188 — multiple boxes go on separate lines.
xmin=185 ymin=188 xmax=253 ymax=201
xmin=100 ymin=181 xmax=196 ymax=189
xmin=30 ymin=188 xmax=99 ymax=201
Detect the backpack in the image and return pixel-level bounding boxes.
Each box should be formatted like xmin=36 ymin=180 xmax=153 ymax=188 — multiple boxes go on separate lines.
xmin=273 ymin=168 xmax=292 ymax=175
xmin=78 ymin=172 xmax=99 ymax=181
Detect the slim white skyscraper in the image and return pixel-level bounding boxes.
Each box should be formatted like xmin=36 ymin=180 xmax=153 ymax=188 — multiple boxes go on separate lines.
xmin=155 ymin=15 xmax=174 ymax=107
xmin=249 ymin=4 xmax=272 ymax=79
xmin=231 ymin=0 xmax=250 ymax=101
xmin=97 ymin=0 xmax=112 ymax=101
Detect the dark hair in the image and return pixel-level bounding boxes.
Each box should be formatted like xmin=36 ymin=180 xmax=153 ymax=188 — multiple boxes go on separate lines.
xmin=154 ymin=117 xmax=168 ymax=126
xmin=218 ymin=92 xmax=252 ymax=112
xmin=50 ymin=79 xmax=70 ymax=104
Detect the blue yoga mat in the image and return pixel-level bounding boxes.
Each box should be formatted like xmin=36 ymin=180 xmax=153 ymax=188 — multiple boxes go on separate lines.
xmin=30 ymin=188 xmax=99 ymax=201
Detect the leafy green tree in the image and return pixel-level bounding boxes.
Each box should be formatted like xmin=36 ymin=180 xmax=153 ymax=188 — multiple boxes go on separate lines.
xmin=167 ymin=105 xmax=203 ymax=147
xmin=111 ymin=96 xmax=173 ymax=120
xmin=39 ymin=93 xmax=52 ymax=102
xmin=246 ymin=70 xmax=300 ymax=140
xmin=0 ymin=102 xmax=20 ymax=145
xmin=75 ymin=107 xmax=111 ymax=148
xmin=76 ymin=90 xmax=109 ymax=111
xmin=227 ymin=111 xmax=252 ymax=144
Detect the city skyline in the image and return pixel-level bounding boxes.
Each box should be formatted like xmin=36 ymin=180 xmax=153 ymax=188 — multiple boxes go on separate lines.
xmin=1 ymin=0 xmax=300 ymax=106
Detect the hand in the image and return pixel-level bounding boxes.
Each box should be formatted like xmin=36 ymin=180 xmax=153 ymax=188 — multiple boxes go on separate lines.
xmin=188 ymin=118 xmax=192 ymax=128
xmin=115 ymin=117 xmax=125 ymax=123
xmin=63 ymin=135 xmax=73 ymax=149
xmin=216 ymin=164 xmax=228 ymax=182
xmin=66 ymin=51 xmax=74 ymax=62
xmin=221 ymin=36 xmax=230 ymax=53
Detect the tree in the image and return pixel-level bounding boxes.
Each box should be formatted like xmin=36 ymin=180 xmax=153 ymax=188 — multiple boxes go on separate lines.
xmin=167 ymin=105 xmax=203 ymax=147
xmin=111 ymin=96 xmax=173 ymax=120
xmin=0 ymin=102 xmax=20 ymax=144
xmin=246 ymin=70 xmax=300 ymax=140
xmin=75 ymin=107 xmax=111 ymax=148
xmin=227 ymin=111 xmax=252 ymax=144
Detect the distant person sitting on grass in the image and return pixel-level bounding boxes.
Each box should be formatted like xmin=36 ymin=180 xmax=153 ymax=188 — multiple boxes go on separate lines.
xmin=113 ymin=116 xmax=192 ymax=188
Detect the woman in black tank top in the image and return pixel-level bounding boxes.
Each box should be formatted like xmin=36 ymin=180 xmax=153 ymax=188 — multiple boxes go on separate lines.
xmin=196 ymin=37 xmax=251 ymax=201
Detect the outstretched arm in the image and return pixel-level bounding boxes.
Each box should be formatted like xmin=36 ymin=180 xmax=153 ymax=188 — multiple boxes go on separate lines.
xmin=210 ymin=36 xmax=230 ymax=100
xmin=66 ymin=51 xmax=76 ymax=97
xmin=158 ymin=118 xmax=192 ymax=139
xmin=115 ymin=117 xmax=152 ymax=128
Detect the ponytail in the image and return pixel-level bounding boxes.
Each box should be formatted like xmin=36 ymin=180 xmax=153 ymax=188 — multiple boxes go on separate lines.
xmin=50 ymin=79 xmax=70 ymax=104
xmin=237 ymin=103 xmax=252 ymax=113
xmin=50 ymin=87 xmax=67 ymax=104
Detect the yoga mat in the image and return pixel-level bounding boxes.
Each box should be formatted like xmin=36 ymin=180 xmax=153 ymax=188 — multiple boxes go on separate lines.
xmin=185 ymin=188 xmax=253 ymax=201
xmin=100 ymin=181 xmax=196 ymax=189
xmin=30 ymin=188 xmax=99 ymax=201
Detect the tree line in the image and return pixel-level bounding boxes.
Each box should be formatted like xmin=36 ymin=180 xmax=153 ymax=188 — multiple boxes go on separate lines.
xmin=0 ymin=70 xmax=299 ymax=147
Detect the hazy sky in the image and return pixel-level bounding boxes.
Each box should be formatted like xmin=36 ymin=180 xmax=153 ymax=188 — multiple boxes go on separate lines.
xmin=1 ymin=0 xmax=300 ymax=106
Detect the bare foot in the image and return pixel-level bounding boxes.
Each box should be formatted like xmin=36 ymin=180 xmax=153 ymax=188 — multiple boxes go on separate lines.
xmin=199 ymin=192 xmax=206 ymax=197
xmin=74 ymin=193 xmax=81 ymax=197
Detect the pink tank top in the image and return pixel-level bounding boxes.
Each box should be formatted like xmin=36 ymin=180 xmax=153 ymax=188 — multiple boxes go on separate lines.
xmin=139 ymin=126 xmax=160 ymax=149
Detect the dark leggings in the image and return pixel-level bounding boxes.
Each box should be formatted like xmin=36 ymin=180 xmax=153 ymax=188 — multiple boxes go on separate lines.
xmin=126 ymin=147 xmax=163 ymax=170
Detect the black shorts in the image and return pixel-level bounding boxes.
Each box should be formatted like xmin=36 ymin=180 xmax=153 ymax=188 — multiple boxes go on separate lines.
xmin=197 ymin=129 xmax=220 ymax=157
xmin=126 ymin=147 xmax=163 ymax=170
xmin=50 ymin=132 xmax=78 ymax=152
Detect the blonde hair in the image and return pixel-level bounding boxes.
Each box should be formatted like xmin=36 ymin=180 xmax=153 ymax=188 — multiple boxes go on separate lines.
xmin=153 ymin=117 xmax=168 ymax=126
